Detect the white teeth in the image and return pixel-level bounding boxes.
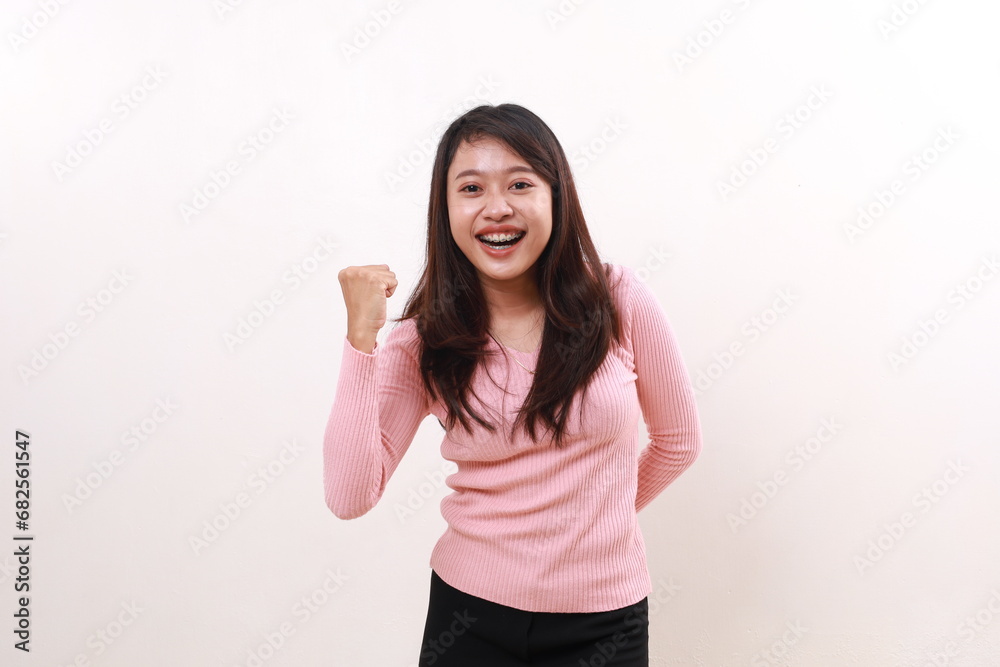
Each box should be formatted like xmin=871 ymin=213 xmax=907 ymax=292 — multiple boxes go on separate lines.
xmin=478 ymin=231 xmax=524 ymax=242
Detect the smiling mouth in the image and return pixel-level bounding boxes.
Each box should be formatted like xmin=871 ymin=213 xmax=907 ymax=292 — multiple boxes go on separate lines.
xmin=476 ymin=231 xmax=526 ymax=249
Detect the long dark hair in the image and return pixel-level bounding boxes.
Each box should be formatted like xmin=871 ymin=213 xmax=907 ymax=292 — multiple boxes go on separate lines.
xmin=393 ymin=103 xmax=623 ymax=449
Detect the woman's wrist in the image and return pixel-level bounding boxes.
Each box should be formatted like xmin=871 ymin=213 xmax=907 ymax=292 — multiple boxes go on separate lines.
xmin=347 ymin=329 xmax=378 ymax=354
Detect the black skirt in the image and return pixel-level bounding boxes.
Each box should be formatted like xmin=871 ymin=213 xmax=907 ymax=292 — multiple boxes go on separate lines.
xmin=418 ymin=569 xmax=649 ymax=666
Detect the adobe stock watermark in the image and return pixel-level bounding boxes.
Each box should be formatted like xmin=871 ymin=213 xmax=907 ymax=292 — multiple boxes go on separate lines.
xmin=61 ymin=398 xmax=178 ymax=514
xmin=842 ymin=125 xmax=959 ymax=243
xmin=384 ymin=75 xmax=501 ymax=192
xmin=751 ymin=619 xmax=808 ymax=667
xmin=17 ymin=269 xmax=134 ymax=385
xmin=672 ymin=0 xmax=756 ymax=73
xmin=716 ymin=84 xmax=833 ymax=202
xmin=886 ymin=254 xmax=998 ymax=371
xmin=916 ymin=587 xmax=1000 ymax=667
xmin=632 ymin=245 xmax=673 ymax=285
xmin=188 ymin=439 xmax=305 ymax=556
xmin=574 ymin=605 xmax=649 ymax=666
xmin=8 ymin=0 xmax=72 ymax=53
xmin=233 ymin=567 xmax=349 ymax=667
xmin=570 ymin=116 xmax=627 ymax=175
xmin=554 ymin=306 xmax=607 ymax=365
xmin=727 ymin=417 xmax=843 ymax=533
xmin=645 ymin=575 xmax=682 ymax=617
xmin=417 ymin=608 xmax=478 ymax=667
xmin=55 ymin=600 xmax=143 ymax=666
xmin=428 ymin=280 xmax=476 ymax=320
xmin=544 ymin=0 xmax=588 ymax=30
xmin=692 ymin=288 xmax=798 ymax=397
xmin=214 ymin=0 xmax=249 ymax=20
xmin=180 ymin=107 xmax=294 ymax=224
xmin=853 ymin=458 xmax=969 ymax=576
xmin=223 ymin=235 xmax=340 ymax=351
xmin=569 ymin=576 xmax=681 ymax=666
xmin=340 ymin=0 xmax=410 ymax=63
xmin=51 ymin=65 xmax=168 ymax=182
xmin=0 ymin=554 xmax=19 ymax=587
xmin=393 ymin=459 xmax=458 ymax=523
xmin=877 ymin=0 xmax=932 ymax=40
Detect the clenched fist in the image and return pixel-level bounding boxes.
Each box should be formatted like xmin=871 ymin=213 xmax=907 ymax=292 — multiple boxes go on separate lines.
xmin=337 ymin=264 xmax=398 ymax=354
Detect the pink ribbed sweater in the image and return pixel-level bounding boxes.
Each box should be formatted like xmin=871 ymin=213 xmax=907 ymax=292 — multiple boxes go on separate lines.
xmin=323 ymin=263 xmax=702 ymax=613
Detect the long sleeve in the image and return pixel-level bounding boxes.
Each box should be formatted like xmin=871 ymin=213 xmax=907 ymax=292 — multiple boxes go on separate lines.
xmin=323 ymin=322 xmax=430 ymax=520
xmin=627 ymin=271 xmax=703 ymax=513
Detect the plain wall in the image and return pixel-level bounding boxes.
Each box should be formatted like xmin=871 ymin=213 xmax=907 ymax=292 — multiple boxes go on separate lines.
xmin=2 ymin=0 xmax=999 ymax=665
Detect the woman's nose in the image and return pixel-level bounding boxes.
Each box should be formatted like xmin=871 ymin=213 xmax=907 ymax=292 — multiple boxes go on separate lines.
xmin=483 ymin=189 xmax=514 ymax=219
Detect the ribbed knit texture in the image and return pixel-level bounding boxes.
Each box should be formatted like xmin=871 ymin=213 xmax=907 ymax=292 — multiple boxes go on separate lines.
xmin=323 ymin=263 xmax=702 ymax=612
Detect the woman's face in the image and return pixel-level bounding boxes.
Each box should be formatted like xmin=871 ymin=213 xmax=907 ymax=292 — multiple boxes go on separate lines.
xmin=446 ymin=137 xmax=553 ymax=296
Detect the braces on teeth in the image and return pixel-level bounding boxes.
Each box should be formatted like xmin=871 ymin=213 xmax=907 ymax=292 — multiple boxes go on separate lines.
xmin=478 ymin=232 xmax=525 ymax=247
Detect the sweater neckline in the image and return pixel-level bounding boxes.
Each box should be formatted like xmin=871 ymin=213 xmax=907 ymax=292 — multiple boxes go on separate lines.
xmin=490 ymin=336 xmax=540 ymax=356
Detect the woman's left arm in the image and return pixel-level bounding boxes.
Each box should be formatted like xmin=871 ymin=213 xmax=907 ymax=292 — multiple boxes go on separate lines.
xmin=625 ymin=268 xmax=703 ymax=513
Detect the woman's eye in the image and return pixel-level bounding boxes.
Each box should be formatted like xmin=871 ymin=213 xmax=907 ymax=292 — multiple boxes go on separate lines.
xmin=460 ymin=182 xmax=531 ymax=193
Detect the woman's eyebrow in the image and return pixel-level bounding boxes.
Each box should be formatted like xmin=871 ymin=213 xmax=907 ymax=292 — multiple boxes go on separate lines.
xmin=453 ymin=165 xmax=536 ymax=180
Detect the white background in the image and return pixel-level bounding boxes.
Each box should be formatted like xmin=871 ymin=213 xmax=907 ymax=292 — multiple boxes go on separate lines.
xmin=2 ymin=0 xmax=999 ymax=665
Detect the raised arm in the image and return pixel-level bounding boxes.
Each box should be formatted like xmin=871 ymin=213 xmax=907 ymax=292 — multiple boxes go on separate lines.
xmin=324 ymin=264 xmax=430 ymax=520
xmin=626 ymin=269 xmax=703 ymax=513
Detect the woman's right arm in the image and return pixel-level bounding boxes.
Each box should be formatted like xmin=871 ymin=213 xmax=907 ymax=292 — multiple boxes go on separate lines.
xmin=324 ymin=265 xmax=430 ymax=519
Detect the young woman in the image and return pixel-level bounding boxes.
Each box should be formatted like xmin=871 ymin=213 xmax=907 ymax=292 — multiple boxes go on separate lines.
xmin=325 ymin=103 xmax=702 ymax=666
